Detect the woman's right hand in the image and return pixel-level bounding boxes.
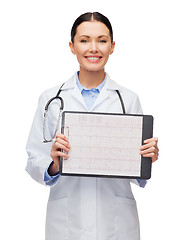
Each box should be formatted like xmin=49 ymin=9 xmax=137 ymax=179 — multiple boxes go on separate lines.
xmin=48 ymin=133 xmax=71 ymax=176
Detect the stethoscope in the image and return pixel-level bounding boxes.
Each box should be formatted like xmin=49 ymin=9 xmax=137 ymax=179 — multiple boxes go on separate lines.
xmin=43 ymin=83 xmax=126 ymax=143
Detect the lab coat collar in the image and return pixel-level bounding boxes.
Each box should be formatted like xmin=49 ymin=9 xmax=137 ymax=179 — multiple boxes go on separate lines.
xmin=105 ymin=73 xmax=122 ymax=91
xmin=61 ymin=72 xmax=122 ymax=111
xmin=61 ymin=72 xmax=122 ymax=91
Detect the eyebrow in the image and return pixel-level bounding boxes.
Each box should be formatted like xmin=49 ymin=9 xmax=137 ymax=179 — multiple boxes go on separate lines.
xmin=79 ymin=35 xmax=109 ymax=38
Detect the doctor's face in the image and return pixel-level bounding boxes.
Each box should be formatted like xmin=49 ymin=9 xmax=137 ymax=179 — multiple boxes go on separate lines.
xmin=69 ymin=21 xmax=115 ymax=73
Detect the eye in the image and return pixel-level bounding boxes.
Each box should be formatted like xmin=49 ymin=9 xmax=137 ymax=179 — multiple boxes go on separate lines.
xmin=81 ymin=39 xmax=88 ymax=43
xmin=99 ymin=40 xmax=107 ymax=43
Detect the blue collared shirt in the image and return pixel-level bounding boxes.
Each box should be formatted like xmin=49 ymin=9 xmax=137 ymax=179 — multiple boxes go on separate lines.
xmin=76 ymin=72 xmax=106 ymax=110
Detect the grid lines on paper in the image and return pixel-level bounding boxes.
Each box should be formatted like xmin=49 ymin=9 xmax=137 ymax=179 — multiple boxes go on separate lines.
xmin=62 ymin=113 xmax=143 ymax=177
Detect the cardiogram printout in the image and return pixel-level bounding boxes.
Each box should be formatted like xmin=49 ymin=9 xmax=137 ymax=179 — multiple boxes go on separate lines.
xmin=60 ymin=111 xmax=154 ymax=178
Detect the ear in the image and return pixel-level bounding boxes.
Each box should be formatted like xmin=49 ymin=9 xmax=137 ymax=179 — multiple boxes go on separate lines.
xmin=110 ymin=41 xmax=115 ymax=55
xmin=69 ymin=41 xmax=76 ymax=55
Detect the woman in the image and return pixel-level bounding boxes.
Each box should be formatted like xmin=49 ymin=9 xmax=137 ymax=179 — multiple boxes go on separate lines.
xmin=26 ymin=12 xmax=159 ymax=240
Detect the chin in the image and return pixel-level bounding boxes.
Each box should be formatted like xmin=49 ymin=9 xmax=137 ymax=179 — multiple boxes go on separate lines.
xmin=81 ymin=65 xmax=105 ymax=73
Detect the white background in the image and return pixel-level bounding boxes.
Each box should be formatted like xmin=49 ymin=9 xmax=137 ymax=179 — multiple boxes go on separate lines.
xmin=0 ymin=0 xmax=182 ymax=239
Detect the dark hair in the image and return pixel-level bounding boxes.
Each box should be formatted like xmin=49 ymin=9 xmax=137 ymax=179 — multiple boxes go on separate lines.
xmin=71 ymin=12 xmax=113 ymax=43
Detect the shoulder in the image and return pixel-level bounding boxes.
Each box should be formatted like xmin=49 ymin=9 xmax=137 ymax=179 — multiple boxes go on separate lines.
xmin=39 ymin=73 xmax=76 ymax=101
xmin=117 ymin=86 xmax=142 ymax=114
xmin=40 ymin=84 xmax=63 ymax=99
xmin=106 ymin=74 xmax=142 ymax=114
xmin=119 ymin=85 xmax=139 ymax=100
xmin=106 ymin=73 xmax=139 ymax=100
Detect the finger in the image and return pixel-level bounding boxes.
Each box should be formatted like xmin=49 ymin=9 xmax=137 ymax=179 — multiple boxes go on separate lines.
xmin=55 ymin=138 xmax=71 ymax=149
xmin=56 ymin=136 xmax=70 ymax=144
xmin=56 ymin=133 xmax=69 ymax=142
xmin=140 ymin=141 xmax=157 ymax=151
xmin=140 ymin=146 xmax=158 ymax=156
xmin=53 ymin=141 xmax=70 ymax=152
xmin=53 ymin=139 xmax=70 ymax=150
xmin=141 ymin=152 xmax=159 ymax=162
xmin=58 ymin=151 xmax=69 ymax=159
xmin=144 ymin=137 xmax=158 ymax=144
xmin=51 ymin=150 xmax=69 ymax=159
xmin=52 ymin=137 xmax=71 ymax=151
xmin=142 ymin=152 xmax=156 ymax=159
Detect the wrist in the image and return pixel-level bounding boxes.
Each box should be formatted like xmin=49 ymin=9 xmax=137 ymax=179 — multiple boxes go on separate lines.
xmin=48 ymin=161 xmax=59 ymax=176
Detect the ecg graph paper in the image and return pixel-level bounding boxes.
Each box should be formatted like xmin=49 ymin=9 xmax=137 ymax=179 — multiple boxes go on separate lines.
xmin=62 ymin=113 xmax=143 ymax=177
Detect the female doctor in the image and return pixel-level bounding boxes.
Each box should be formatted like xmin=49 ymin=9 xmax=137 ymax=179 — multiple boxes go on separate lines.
xmin=26 ymin=12 xmax=159 ymax=240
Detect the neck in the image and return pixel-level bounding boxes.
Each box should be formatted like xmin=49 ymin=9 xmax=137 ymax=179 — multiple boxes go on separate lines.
xmin=78 ymin=68 xmax=105 ymax=89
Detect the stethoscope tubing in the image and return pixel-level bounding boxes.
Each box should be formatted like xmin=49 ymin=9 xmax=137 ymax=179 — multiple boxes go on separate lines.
xmin=43 ymin=84 xmax=126 ymax=143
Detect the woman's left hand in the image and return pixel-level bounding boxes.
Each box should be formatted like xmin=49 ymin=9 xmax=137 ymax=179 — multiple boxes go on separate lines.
xmin=140 ymin=137 xmax=159 ymax=163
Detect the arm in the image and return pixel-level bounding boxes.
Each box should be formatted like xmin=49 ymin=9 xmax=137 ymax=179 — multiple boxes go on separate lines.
xmin=25 ymin=91 xmax=71 ymax=186
xmin=48 ymin=133 xmax=70 ymax=176
xmin=25 ymin=92 xmax=70 ymax=185
xmin=25 ymin=93 xmax=54 ymax=185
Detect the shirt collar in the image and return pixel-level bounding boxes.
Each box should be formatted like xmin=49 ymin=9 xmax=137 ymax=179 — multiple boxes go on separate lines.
xmin=61 ymin=71 xmax=122 ymax=91
xmin=76 ymin=71 xmax=106 ymax=93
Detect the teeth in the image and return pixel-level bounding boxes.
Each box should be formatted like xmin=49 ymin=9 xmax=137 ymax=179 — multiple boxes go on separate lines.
xmin=87 ymin=57 xmax=100 ymax=60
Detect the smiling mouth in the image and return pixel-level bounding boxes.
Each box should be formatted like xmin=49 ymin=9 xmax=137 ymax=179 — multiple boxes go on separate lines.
xmin=85 ymin=56 xmax=102 ymax=63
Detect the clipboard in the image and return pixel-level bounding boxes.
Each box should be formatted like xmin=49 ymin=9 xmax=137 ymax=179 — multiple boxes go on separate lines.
xmin=59 ymin=111 xmax=153 ymax=179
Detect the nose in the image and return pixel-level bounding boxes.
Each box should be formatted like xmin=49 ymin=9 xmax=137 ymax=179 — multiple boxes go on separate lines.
xmin=89 ymin=40 xmax=98 ymax=53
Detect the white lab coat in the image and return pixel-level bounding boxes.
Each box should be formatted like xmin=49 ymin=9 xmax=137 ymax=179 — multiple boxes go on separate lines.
xmin=26 ymin=72 xmax=145 ymax=240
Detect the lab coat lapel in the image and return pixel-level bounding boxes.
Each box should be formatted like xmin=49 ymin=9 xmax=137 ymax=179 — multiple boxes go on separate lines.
xmin=70 ymin=86 xmax=88 ymax=111
xmin=91 ymin=73 xmax=121 ymax=111
xmin=91 ymin=86 xmax=109 ymax=111
xmin=62 ymin=73 xmax=88 ymax=111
